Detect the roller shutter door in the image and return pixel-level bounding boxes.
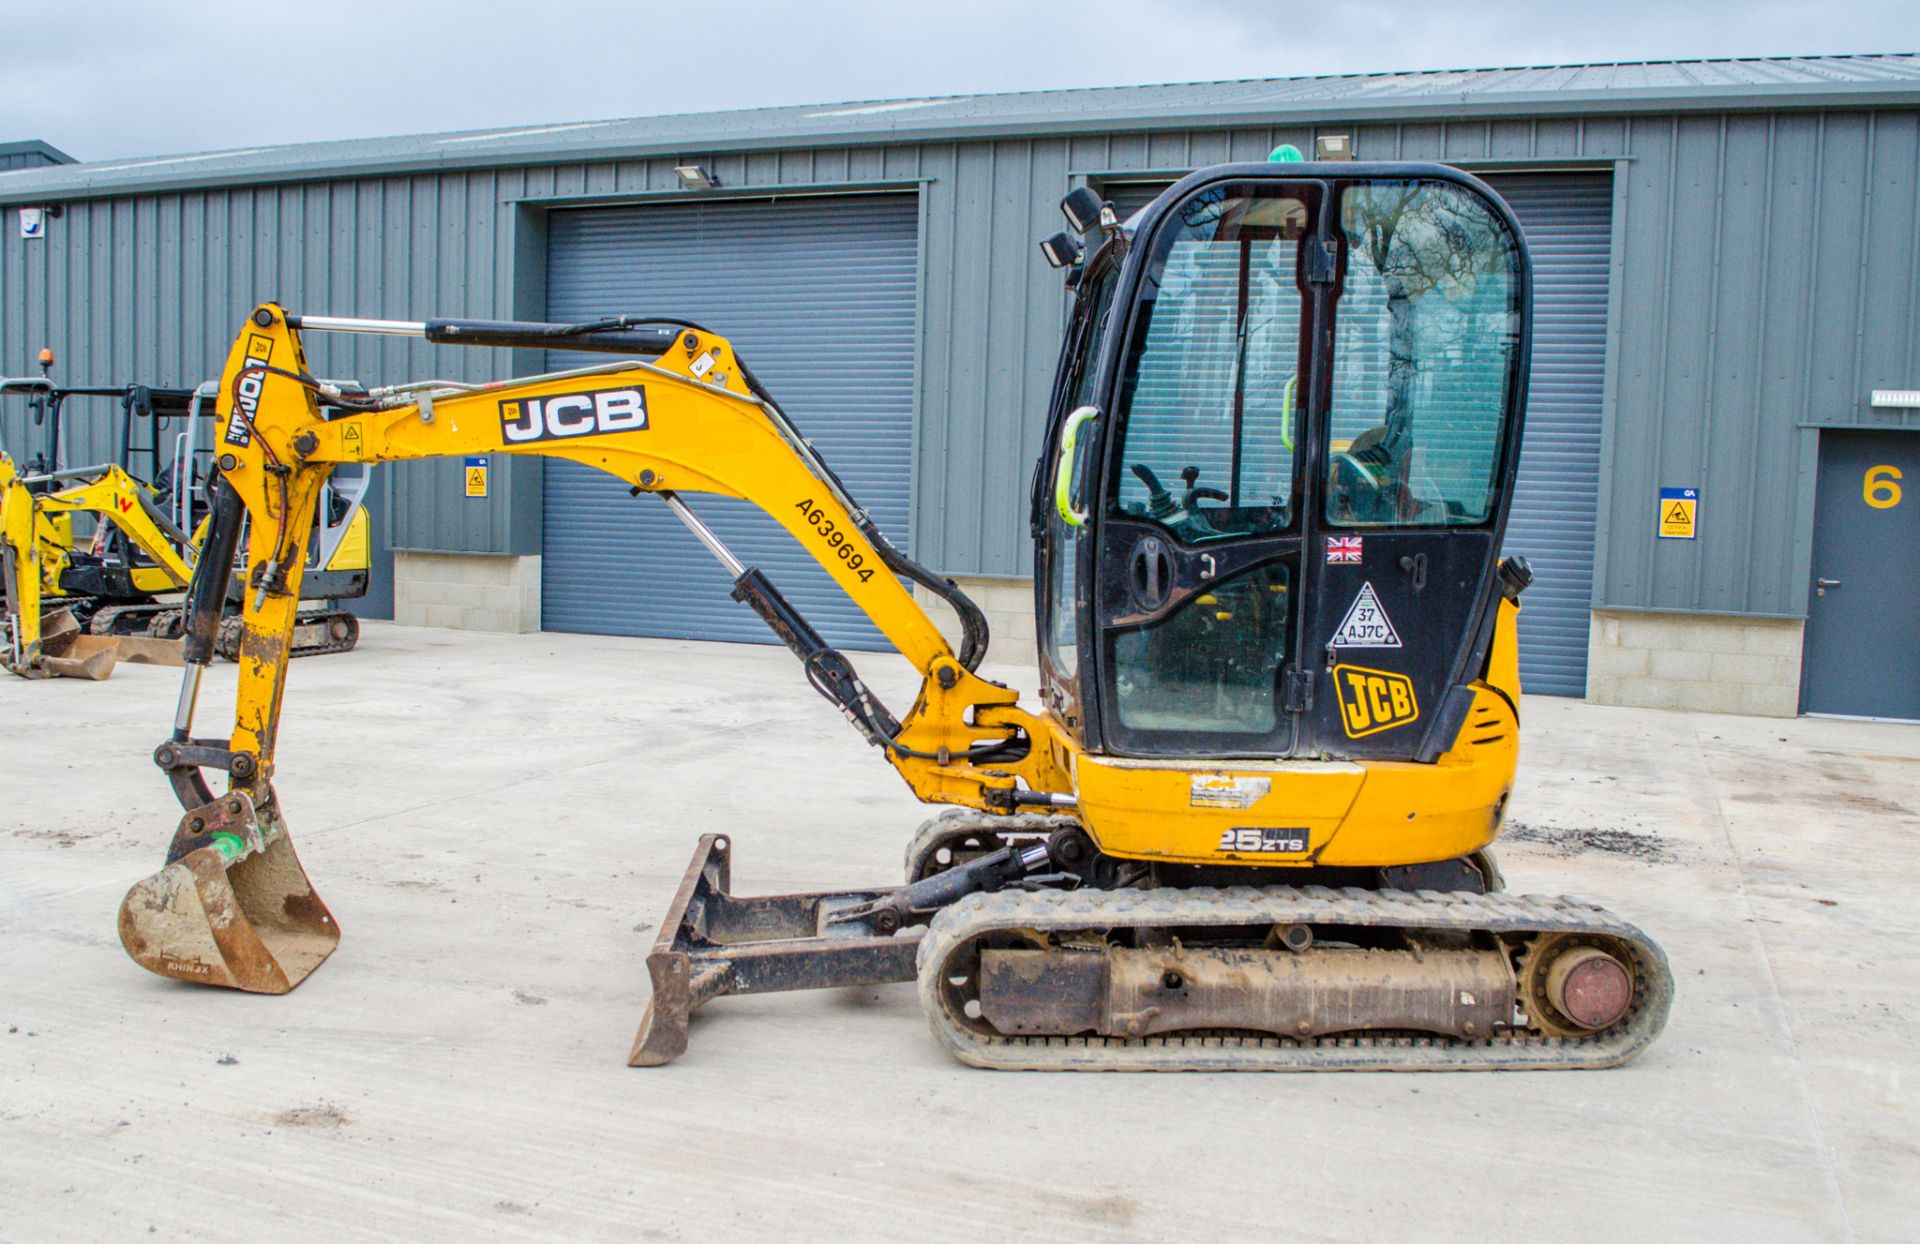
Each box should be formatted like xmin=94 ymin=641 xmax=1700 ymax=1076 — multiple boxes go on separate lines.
xmin=541 ymin=195 xmax=917 ymax=648
xmin=1482 ymin=172 xmax=1611 ymax=697
xmin=1101 ymin=173 xmax=1611 ymax=695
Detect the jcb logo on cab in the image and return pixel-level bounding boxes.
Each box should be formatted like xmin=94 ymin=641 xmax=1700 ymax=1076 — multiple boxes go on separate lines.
xmin=1333 ymin=663 xmax=1419 ymax=738
xmin=500 ymin=387 xmax=648 ymax=444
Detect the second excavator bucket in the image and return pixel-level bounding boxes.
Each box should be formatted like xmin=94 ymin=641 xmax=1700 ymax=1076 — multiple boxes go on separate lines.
xmin=25 ymin=607 xmax=117 ymax=679
xmin=5 ymin=607 xmax=184 ymax=678
xmin=117 ymin=790 xmax=338 ymax=993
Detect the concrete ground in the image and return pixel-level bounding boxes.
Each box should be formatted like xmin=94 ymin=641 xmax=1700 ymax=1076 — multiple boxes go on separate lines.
xmin=2 ymin=622 xmax=1916 ymax=1243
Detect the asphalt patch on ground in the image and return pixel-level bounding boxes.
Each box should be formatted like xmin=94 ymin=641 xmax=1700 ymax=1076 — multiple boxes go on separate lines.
xmin=1502 ymin=821 xmax=1673 ymax=863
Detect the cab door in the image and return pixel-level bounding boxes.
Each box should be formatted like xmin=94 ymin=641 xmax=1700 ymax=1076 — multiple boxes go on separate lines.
xmin=1088 ymin=179 xmax=1324 ymax=758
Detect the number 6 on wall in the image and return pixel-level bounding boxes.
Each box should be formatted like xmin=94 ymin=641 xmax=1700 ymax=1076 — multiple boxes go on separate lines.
xmin=1864 ymin=464 xmax=1902 ymax=510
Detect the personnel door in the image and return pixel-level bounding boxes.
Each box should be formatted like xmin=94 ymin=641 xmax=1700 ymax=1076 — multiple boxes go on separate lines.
xmin=1803 ymin=430 xmax=1920 ymax=718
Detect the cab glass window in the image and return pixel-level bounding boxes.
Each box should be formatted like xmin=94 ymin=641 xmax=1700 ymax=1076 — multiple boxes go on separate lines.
xmin=1109 ymin=186 xmax=1309 ymax=544
xmin=1326 ymin=181 xmax=1521 ymax=527
xmin=1113 ymin=561 xmax=1292 ymax=734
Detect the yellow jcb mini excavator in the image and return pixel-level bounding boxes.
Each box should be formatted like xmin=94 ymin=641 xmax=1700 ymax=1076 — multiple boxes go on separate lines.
xmin=116 ymin=162 xmax=1672 ymax=1071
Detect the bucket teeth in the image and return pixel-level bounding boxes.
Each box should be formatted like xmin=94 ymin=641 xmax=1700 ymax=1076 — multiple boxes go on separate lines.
xmin=117 ymin=791 xmax=339 ymax=994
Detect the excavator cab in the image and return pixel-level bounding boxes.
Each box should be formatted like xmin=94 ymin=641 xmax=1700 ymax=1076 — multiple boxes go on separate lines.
xmin=1037 ymin=164 xmax=1530 ymax=768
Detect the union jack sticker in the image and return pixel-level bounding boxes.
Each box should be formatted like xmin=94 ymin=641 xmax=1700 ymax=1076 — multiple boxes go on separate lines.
xmin=1326 ymin=536 xmax=1364 ymax=564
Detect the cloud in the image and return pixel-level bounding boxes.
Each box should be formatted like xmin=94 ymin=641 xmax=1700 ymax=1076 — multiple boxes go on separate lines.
xmin=0 ymin=0 xmax=1907 ymax=161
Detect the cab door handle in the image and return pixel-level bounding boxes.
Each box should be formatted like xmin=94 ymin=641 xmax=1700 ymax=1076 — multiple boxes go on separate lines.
xmin=1815 ymin=577 xmax=1840 ymax=597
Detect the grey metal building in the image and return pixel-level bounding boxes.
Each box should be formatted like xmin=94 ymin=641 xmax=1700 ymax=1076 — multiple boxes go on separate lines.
xmin=3 ymin=56 xmax=1918 ymax=716
xmin=0 ymin=141 xmax=72 ymax=173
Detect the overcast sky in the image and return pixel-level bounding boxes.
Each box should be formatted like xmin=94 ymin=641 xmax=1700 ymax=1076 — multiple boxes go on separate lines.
xmin=3 ymin=0 xmax=1910 ymax=162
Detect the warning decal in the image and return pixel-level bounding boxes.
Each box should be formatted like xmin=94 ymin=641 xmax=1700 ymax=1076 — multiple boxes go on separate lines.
xmin=1191 ymin=775 xmax=1272 ymax=809
xmin=1331 ymin=581 xmax=1401 ymax=648
xmin=464 ymin=456 xmax=488 ymax=499
xmin=1658 ymin=487 xmax=1697 ymax=539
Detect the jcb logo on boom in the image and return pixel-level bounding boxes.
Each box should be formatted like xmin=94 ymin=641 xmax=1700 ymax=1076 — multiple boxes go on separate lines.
xmin=1333 ymin=663 xmax=1419 ymax=738
xmin=499 ymin=387 xmax=648 ymax=444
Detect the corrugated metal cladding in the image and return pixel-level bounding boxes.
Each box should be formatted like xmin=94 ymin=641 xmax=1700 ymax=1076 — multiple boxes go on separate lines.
xmin=2 ymin=101 xmax=1918 ymax=627
xmin=540 ymin=194 xmax=918 ymax=647
xmin=1101 ymin=173 xmax=1611 ymax=695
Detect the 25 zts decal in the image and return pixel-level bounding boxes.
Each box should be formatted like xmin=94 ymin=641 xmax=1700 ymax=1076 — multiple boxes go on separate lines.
xmin=1218 ymin=826 xmax=1310 ymax=855
xmin=793 ymin=499 xmax=876 ymax=583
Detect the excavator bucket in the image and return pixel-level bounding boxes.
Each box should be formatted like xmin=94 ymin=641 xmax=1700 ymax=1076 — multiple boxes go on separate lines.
xmin=34 ymin=607 xmax=118 ymax=680
xmin=117 ymin=790 xmax=338 ymax=993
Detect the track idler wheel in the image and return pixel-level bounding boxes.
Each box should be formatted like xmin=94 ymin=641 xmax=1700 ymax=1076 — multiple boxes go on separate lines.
xmin=1519 ymin=932 xmax=1635 ymax=1036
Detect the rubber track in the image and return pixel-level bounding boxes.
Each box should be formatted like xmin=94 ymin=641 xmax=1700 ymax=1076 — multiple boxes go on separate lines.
xmin=86 ymin=605 xmax=182 ymax=638
xmin=215 ymin=610 xmax=359 ymax=661
xmin=916 ymin=884 xmax=1673 ymax=1072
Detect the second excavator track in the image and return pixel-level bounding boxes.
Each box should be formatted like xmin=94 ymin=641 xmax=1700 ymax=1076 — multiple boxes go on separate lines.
xmin=917 ymin=883 xmax=1672 ymax=1072
xmin=215 ymin=609 xmax=359 ymax=661
xmin=86 ymin=603 xmax=184 ymax=638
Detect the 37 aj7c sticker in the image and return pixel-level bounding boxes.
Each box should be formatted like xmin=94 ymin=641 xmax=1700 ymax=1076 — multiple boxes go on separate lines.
xmin=500 ymin=386 xmax=648 ymax=444
xmin=1333 ymin=663 xmax=1419 ymax=738
xmin=1332 ymin=581 xmax=1400 ymax=647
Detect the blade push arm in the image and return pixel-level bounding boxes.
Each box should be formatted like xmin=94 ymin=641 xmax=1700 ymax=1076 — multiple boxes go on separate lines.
xmin=167 ymin=305 xmax=1068 ymax=816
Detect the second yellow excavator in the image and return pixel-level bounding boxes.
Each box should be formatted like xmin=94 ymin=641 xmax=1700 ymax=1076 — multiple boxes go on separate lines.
xmin=1 ymin=377 xmax=373 ymax=677
xmin=114 ymin=161 xmax=1672 ymax=1071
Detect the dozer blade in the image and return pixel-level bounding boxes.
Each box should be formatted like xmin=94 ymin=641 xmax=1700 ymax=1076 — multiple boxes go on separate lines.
xmin=117 ymin=790 xmax=339 ymax=993
xmin=629 ymin=833 xmax=921 ymax=1066
xmin=109 ymin=634 xmax=186 ymax=666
